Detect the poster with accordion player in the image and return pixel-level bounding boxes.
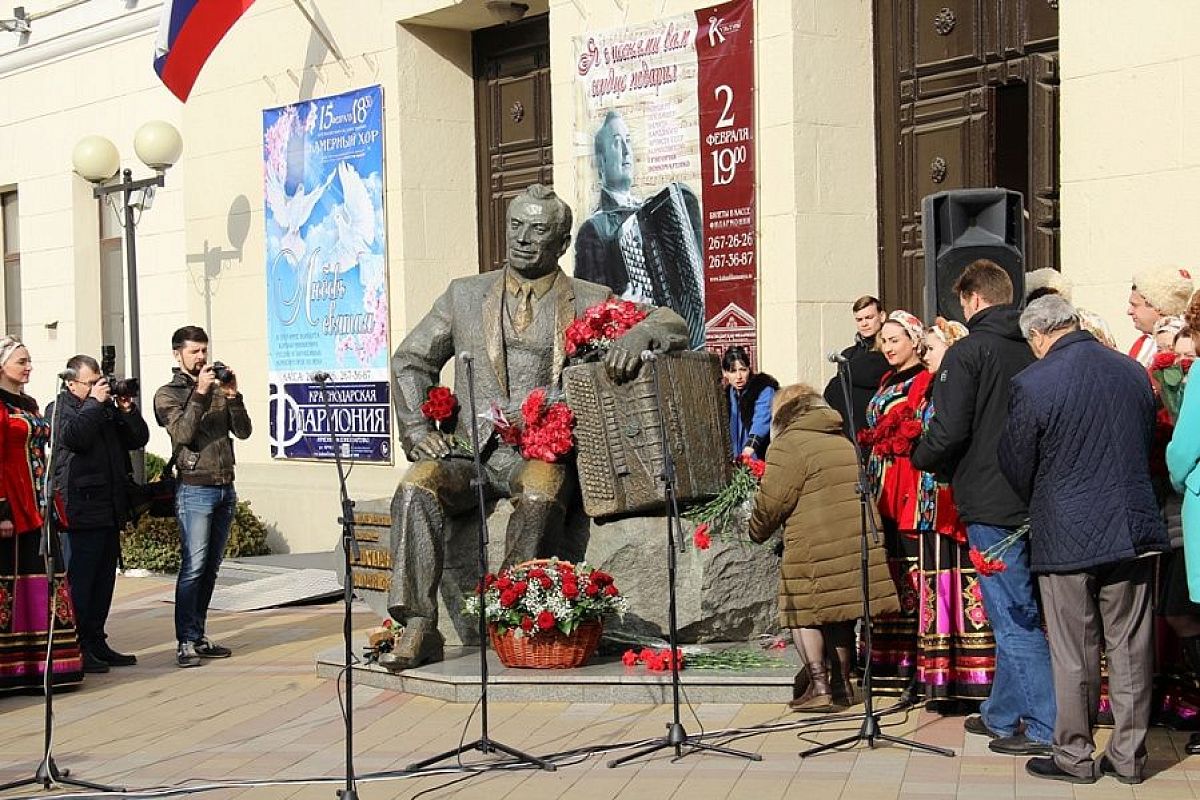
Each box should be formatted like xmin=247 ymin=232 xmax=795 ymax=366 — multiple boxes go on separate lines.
xmin=572 ymin=0 xmax=756 ymax=354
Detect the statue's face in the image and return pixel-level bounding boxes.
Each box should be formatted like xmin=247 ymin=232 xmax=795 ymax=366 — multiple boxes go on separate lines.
xmin=596 ymin=116 xmax=633 ymax=191
xmin=506 ymin=196 xmax=567 ymax=278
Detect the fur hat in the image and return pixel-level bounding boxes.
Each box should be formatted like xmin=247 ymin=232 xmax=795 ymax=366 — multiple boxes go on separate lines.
xmin=1133 ymin=266 xmax=1194 ymax=316
xmin=1025 ymin=268 xmax=1073 ymax=302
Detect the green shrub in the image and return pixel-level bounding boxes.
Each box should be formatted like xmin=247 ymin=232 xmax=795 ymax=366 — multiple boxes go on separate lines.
xmin=121 ymin=500 xmax=271 ymax=573
xmin=144 ymin=452 xmax=167 ymax=482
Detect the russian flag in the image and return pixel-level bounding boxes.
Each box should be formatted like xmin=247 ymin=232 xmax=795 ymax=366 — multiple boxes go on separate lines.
xmin=154 ymin=0 xmax=256 ymax=102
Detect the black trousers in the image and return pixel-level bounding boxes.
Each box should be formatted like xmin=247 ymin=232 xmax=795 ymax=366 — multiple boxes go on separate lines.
xmin=65 ymin=526 xmax=121 ymax=650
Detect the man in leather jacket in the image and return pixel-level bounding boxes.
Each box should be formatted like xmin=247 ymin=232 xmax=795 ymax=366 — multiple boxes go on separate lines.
xmin=153 ymin=326 xmax=251 ymax=668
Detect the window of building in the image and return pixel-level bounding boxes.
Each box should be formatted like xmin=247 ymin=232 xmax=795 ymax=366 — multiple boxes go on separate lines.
xmin=2 ymin=190 xmax=20 ymax=337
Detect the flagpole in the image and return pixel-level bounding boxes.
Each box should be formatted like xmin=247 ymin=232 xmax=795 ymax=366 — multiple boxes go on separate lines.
xmin=288 ymin=0 xmax=344 ymax=62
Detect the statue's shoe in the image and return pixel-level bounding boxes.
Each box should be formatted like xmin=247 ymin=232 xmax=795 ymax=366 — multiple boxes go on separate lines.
xmin=385 ymin=621 xmax=445 ymax=669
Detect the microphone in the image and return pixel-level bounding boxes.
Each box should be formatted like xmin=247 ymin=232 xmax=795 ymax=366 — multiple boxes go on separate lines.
xmin=827 ymin=351 xmax=848 ymax=364
xmin=58 ymin=368 xmax=77 ymax=382
xmin=459 ymin=351 xmax=474 ymax=363
xmin=312 ymin=371 xmax=331 ymax=383
xmin=640 ymin=350 xmax=657 ymax=363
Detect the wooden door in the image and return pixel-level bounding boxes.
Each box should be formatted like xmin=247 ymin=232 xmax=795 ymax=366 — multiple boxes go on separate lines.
xmin=474 ymin=16 xmax=552 ymax=273
xmin=873 ymin=0 xmax=1059 ymax=314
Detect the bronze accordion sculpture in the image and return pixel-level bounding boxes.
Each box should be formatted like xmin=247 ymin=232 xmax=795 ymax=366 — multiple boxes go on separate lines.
xmin=564 ymin=350 xmax=732 ymax=518
xmin=617 ymin=183 xmax=706 ymax=350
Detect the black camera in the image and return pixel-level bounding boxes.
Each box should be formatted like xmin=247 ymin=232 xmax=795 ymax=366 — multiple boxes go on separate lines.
xmin=99 ymin=345 xmax=140 ymax=398
xmin=211 ymin=361 xmax=234 ymax=384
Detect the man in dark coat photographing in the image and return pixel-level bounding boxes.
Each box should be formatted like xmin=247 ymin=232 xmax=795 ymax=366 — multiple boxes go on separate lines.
xmin=51 ymin=354 xmax=149 ymax=673
xmin=999 ymin=294 xmax=1167 ymax=785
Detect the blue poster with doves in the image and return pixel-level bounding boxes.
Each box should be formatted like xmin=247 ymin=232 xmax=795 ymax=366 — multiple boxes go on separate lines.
xmin=263 ymin=85 xmax=392 ymax=462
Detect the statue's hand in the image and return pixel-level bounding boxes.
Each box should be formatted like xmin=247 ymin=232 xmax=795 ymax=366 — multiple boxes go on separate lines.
xmin=410 ymin=430 xmax=451 ymax=461
xmin=605 ymin=329 xmax=652 ymax=383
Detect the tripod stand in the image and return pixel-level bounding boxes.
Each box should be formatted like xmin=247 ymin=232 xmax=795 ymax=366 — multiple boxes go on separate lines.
xmin=609 ymin=352 xmax=761 ymax=767
xmin=314 ymin=373 xmax=362 ymax=800
xmin=799 ymin=355 xmax=953 ymax=759
xmin=0 ymin=380 xmax=123 ymax=793
xmin=407 ymin=352 xmax=555 ymax=774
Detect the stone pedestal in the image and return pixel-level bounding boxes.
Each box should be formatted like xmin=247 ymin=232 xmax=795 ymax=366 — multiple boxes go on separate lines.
xmin=348 ymin=497 xmax=780 ymax=647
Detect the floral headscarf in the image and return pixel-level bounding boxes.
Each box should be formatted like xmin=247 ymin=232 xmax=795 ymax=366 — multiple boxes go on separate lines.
xmin=927 ymin=316 xmax=969 ymax=347
xmin=0 ymin=335 xmax=23 ymax=367
xmin=885 ymin=310 xmax=925 ymax=348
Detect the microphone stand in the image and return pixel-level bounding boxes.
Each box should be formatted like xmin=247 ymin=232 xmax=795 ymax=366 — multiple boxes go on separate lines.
xmin=608 ymin=351 xmax=761 ymax=767
xmin=407 ymin=352 xmax=555 ymax=773
xmin=0 ymin=381 xmax=123 ymax=793
xmin=314 ymin=374 xmax=361 ymax=800
xmin=799 ymin=355 xmax=953 ymax=759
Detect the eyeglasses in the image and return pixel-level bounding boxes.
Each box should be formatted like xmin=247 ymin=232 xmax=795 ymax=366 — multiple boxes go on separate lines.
xmin=70 ymin=378 xmax=100 ymax=388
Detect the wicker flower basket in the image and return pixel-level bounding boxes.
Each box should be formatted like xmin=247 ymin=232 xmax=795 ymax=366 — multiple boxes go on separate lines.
xmin=489 ymin=618 xmax=603 ymax=669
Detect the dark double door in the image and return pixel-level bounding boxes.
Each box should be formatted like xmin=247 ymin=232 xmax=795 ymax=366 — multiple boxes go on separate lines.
xmin=873 ymin=0 xmax=1060 ymax=313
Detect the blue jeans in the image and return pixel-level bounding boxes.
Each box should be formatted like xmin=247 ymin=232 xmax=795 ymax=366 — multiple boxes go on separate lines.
xmin=969 ymin=523 xmax=1057 ymax=743
xmin=175 ymin=483 xmax=236 ymax=644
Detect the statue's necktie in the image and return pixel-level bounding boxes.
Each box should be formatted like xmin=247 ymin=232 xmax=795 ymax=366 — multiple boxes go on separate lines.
xmin=513 ymin=284 xmax=534 ymax=334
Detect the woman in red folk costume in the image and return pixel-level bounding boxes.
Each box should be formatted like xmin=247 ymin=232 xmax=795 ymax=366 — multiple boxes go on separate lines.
xmin=914 ymin=318 xmax=996 ymax=713
xmin=0 ymin=336 xmax=83 ymax=692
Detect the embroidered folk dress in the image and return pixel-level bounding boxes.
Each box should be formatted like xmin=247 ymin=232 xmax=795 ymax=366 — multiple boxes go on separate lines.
xmin=865 ymin=368 xmax=996 ymax=701
xmin=0 ymin=387 xmax=83 ymax=691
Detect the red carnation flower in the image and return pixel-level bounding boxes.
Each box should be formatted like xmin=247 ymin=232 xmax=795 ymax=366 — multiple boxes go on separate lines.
xmin=513 ymin=580 xmax=528 ymax=595
xmin=499 ymin=589 xmax=518 ymax=608
xmin=562 ymin=581 xmax=579 ymax=600
xmin=520 ymin=615 xmax=533 ymax=632
xmin=968 ymin=547 xmax=1006 ymax=577
xmin=622 ymin=649 xmax=639 ymax=666
xmin=1152 ymin=351 xmax=1178 ymax=371
xmin=693 ymin=523 xmax=712 ymax=550
xmin=604 ymin=584 xmax=619 ymax=597
xmin=536 ymin=610 xmax=557 ymax=631
xmin=585 ymin=584 xmax=599 ymax=597
xmin=538 ymin=575 xmax=553 ymax=589
xmin=591 ymin=571 xmax=613 ymax=586
xmin=739 ymin=456 xmax=766 ymax=479
xmin=420 ymin=385 xmax=457 ymax=423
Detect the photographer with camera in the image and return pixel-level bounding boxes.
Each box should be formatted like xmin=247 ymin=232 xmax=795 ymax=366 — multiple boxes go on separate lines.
xmin=153 ymin=326 xmax=251 ymax=669
xmin=50 ymin=353 xmax=149 ymax=673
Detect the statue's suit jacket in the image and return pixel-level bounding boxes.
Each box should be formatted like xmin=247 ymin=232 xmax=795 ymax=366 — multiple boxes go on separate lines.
xmin=391 ymin=268 xmax=688 ymax=458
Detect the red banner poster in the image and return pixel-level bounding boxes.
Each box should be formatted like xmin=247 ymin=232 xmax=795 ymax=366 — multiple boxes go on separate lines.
xmin=695 ymin=0 xmax=756 ymax=361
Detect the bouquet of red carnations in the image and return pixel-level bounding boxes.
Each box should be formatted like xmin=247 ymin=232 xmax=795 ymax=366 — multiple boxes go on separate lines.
xmin=857 ymin=401 xmax=924 ymax=458
xmin=564 ymin=299 xmax=648 ymax=360
xmin=681 ymin=453 xmax=767 ymax=549
xmin=484 ymin=388 xmax=575 ymax=463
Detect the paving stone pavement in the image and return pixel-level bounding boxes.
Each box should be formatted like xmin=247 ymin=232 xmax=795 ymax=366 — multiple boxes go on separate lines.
xmin=2 ymin=575 xmax=1199 ymax=800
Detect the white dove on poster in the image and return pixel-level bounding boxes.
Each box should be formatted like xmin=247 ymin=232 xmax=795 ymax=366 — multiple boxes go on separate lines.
xmin=265 ymin=169 xmax=335 ymax=262
xmin=329 ymin=162 xmax=377 ymax=272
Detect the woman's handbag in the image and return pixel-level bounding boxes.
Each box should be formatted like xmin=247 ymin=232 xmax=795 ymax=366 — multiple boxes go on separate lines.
xmin=129 ymin=450 xmax=179 ymax=520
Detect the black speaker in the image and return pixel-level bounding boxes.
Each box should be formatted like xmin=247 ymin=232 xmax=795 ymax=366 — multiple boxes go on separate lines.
xmin=922 ymin=188 xmax=1024 ymax=324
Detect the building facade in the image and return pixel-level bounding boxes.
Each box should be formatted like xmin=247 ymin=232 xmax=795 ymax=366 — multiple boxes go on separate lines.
xmin=0 ymin=0 xmax=1190 ymax=552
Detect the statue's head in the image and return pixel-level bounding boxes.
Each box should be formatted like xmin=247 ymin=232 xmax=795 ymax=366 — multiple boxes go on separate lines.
xmin=593 ymin=110 xmax=634 ymax=192
xmin=506 ymin=184 xmax=573 ymax=279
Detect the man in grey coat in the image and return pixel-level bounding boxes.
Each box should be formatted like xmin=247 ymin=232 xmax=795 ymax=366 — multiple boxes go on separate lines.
xmin=388 ymin=184 xmax=688 ymax=667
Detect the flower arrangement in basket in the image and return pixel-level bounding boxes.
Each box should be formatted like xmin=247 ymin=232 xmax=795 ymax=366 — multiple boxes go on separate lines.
xmin=484 ymin=388 xmax=576 ymax=463
xmin=420 ymin=385 xmax=473 ymax=455
xmin=462 ymin=559 xmax=627 ymax=669
xmin=682 ymin=453 xmax=767 ymax=549
xmin=564 ymin=299 xmax=648 ymax=361
xmin=968 ymin=523 xmax=1030 ymax=577
xmin=857 ymin=401 xmax=924 ymax=458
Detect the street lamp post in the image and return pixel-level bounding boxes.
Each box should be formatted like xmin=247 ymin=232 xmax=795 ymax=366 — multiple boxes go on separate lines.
xmin=72 ymin=121 xmax=182 ymax=481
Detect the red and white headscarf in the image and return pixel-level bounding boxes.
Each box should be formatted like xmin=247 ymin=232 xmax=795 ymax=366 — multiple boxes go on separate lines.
xmin=886 ymin=310 xmax=925 ymax=348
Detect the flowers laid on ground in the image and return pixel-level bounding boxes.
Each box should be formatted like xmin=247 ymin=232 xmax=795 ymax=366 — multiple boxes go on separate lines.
xmin=564 ymin=299 xmax=648 ymax=359
xmin=858 ymin=400 xmax=924 ymax=458
xmin=483 ymin=389 xmax=575 ymax=463
xmin=968 ymin=524 xmax=1030 ymax=577
xmin=419 ymin=385 xmax=473 ymax=454
xmin=682 ymin=453 xmax=767 ymax=547
xmin=463 ymin=559 xmax=626 ymax=637
xmin=620 ymin=647 xmax=788 ymax=673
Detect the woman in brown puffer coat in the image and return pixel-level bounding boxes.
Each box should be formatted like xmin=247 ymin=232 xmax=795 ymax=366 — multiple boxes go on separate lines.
xmin=749 ymin=384 xmax=899 ymax=712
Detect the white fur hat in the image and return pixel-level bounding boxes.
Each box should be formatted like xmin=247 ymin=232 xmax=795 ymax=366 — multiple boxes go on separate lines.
xmin=1024 ymin=268 xmax=1073 ymax=302
xmin=1133 ymin=265 xmax=1194 ymax=316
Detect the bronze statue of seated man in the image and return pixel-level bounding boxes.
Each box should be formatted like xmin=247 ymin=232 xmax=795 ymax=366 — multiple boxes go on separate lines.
xmin=387 ymin=184 xmax=688 ymax=667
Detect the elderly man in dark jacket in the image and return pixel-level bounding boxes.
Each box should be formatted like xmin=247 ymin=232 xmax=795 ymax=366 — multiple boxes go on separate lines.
xmin=911 ymin=260 xmax=1055 ymax=755
xmin=999 ymin=295 xmax=1168 ymax=786
xmin=51 ymin=354 xmax=149 ymax=672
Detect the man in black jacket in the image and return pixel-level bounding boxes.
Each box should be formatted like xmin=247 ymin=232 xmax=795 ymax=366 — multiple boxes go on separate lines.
xmin=823 ymin=295 xmax=889 ymax=439
xmin=1000 ymin=295 xmax=1167 ymax=785
xmin=51 ymin=354 xmax=149 ymax=673
xmin=911 ymin=260 xmax=1056 ymax=756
